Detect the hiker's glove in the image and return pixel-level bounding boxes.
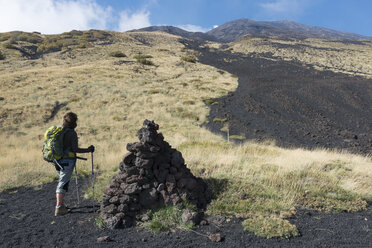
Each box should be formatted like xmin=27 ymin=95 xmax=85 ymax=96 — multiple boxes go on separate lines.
xmin=88 ymin=145 xmax=95 ymax=153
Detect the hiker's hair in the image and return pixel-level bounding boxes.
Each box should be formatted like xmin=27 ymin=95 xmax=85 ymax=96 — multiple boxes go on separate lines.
xmin=63 ymin=112 xmax=78 ymax=129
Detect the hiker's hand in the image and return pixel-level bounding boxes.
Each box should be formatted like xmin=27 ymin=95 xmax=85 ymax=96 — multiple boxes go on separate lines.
xmin=88 ymin=145 xmax=95 ymax=153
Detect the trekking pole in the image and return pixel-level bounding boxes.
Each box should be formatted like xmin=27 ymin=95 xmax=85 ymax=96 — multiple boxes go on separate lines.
xmin=91 ymin=152 xmax=95 ymax=213
xmin=74 ymin=166 xmax=80 ymax=206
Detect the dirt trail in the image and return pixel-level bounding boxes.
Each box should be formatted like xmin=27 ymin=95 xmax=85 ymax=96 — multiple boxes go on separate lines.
xmin=0 ymin=179 xmax=371 ymax=247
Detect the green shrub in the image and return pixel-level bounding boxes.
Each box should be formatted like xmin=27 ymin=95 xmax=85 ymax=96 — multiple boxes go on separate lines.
xmin=229 ymin=135 xmax=246 ymax=140
xmin=109 ymin=51 xmax=126 ymax=58
xmin=112 ymin=116 xmax=122 ymax=121
xmin=136 ymin=58 xmax=154 ymax=65
xmin=17 ymin=33 xmax=43 ymax=44
xmin=145 ymin=205 xmax=193 ymax=233
xmin=134 ymin=54 xmax=152 ymax=60
xmin=205 ymin=99 xmax=219 ymax=105
xmin=181 ymin=55 xmax=197 ymax=63
xmin=0 ymin=51 xmax=5 ymax=60
xmin=3 ymin=43 xmax=17 ymax=49
xmin=148 ymin=89 xmax=161 ymax=94
xmin=242 ymin=217 xmax=299 ymax=239
xmin=213 ymin=117 xmax=228 ymax=123
xmin=0 ymin=35 xmax=10 ymax=42
xmin=183 ymin=100 xmax=195 ymax=105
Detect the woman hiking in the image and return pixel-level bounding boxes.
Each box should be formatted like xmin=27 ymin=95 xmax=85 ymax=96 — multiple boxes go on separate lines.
xmin=55 ymin=112 xmax=94 ymax=216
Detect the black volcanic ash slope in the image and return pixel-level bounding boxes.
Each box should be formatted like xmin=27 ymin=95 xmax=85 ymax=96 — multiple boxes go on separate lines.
xmin=185 ymin=40 xmax=372 ymax=155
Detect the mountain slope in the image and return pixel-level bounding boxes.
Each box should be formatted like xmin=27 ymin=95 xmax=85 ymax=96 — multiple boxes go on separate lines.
xmin=207 ymin=19 xmax=371 ymax=42
xmin=134 ymin=19 xmax=371 ymax=43
xmin=132 ymin=26 xmax=216 ymax=41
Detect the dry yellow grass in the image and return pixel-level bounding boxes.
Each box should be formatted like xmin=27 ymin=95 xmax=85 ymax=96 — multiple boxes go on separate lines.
xmin=0 ymin=31 xmax=371 ymax=227
xmin=229 ymin=36 xmax=372 ymax=78
xmin=0 ymin=31 xmax=238 ymax=191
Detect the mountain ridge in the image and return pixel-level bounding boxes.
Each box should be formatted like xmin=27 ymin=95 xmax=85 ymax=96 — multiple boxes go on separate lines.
xmin=134 ymin=18 xmax=371 ymax=42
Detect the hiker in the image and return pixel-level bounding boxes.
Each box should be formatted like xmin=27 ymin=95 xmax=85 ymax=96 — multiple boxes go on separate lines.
xmin=54 ymin=112 xmax=94 ymax=216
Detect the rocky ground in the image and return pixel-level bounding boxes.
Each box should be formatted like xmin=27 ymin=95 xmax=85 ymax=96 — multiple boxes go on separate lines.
xmin=186 ymin=40 xmax=372 ymax=155
xmin=0 ymin=178 xmax=371 ymax=248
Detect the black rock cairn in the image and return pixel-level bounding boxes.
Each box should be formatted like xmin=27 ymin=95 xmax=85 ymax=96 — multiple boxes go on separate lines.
xmin=100 ymin=120 xmax=211 ymax=229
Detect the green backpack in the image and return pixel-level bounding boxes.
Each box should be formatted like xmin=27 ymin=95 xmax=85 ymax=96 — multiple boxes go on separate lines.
xmin=42 ymin=125 xmax=67 ymax=163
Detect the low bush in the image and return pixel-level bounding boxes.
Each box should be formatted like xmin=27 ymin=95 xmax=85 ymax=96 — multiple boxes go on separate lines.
xmin=181 ymin=55 xmax=197 ymax=63
xmin=136 ymin=57 xmax=154 ymax=65
xmin=0 ymin=51 xmax=5 ymax=60
xmin=134 ymin=54 xmax=153 ymax=60
xmin=109 ymin=51 xmax=126 ymax=58
xmin=3 ymin=43 xmax=17 ymax=50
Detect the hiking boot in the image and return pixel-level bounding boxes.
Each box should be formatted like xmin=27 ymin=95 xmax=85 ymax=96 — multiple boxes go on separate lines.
xmin=55 ymin=205 xmax=69 ymax=216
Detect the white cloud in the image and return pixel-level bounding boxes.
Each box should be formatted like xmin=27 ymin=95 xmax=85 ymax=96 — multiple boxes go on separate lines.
xmin=177 ymin=24 xmax=210 ymax=33
xmin=0 ymin=0 xmax=112 ymax=34
xmin=118 ymin=10 xmax=151 ymax=31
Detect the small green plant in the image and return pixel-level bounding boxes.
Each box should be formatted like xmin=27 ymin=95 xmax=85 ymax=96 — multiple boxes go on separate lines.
xmin=205 ymin=99 xmax=213 ymax=104
xmin=242 ymin=217 xmax=299 ymax=239
xmin=213 ymin=117 xmax=228 ymax=123
xmin=183 ymin=100 xmax=195 ymax=105
xmin=112 ymin=116 xmax=122 ymax=121
xmin=136 ymin=58 xmax=154 ymax=65
xmin=205 ymin=99 xmax=218 ymax=105
xmin=229 ymin=135 xmax=246 ymax=140
xmin=181 ymin=55 xmax=197 ymax=63
xmin=134 ymin=54 xmax=152 ymax=59
xmin=148 ymin=89 xmax=161 ymax=94
xmin=134 ymin=55 xmax=153 ymax=65
xmin=3 ymin=43 xmax=17 ymax=49
xmin=0 ymin=51 xmax=5 ymax=60
xmin=109 ymin=51 xmax=126 ymax=58
xmin=145 ymin=206 xmax=183 ymax=232
xmin=145 ymin=201 xmax=197 ymax=233
xmin=69 ymin=96 xmax=81 ymax=102
xmin=95 ymin=217 xmax=104 ymax=229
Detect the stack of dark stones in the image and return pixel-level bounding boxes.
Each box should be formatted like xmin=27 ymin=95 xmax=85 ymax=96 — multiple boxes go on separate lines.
xmin=100 ymin=119 xmax=211 ymax=229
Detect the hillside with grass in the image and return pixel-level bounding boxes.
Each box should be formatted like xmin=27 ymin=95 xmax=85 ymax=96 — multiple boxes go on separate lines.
xmin=0 ymin=29 xmax=371 ymax=239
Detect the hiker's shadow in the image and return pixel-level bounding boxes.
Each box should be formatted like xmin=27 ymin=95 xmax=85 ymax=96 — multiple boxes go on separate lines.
xmin=69 ymin=205 xmax=98 ymax=214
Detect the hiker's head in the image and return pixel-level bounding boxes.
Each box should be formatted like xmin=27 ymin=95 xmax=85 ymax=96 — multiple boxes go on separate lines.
xmin=63 ymin=112 xmax=77 ymax=129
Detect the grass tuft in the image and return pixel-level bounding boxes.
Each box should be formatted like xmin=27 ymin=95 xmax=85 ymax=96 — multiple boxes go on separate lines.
xmin=95 ymin=217 xmax=104 ymax=229
xmin=213 ymin=117 xmax=228 ymax=123
xmin=0 ymin=50 xmax=5 ymax=60
xmin=145 ymin=205 xmax=192 ymax=232
xmin=229 ymin=135 xmax=246 ymax=140
xmin=242 ymin=217 xmax=299 ymax=239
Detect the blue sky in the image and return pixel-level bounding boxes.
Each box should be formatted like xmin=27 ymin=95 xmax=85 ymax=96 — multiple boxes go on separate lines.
xmin=0 ymin=0 xmax=371 ymax=37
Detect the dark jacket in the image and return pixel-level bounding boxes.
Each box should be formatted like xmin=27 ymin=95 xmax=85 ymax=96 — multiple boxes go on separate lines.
xmin=63 ymin=128 xmax=89 ymax=158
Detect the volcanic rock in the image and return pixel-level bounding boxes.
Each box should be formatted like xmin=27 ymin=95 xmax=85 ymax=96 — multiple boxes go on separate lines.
xmin=100 ymin=119 xmax=211 ymax=229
